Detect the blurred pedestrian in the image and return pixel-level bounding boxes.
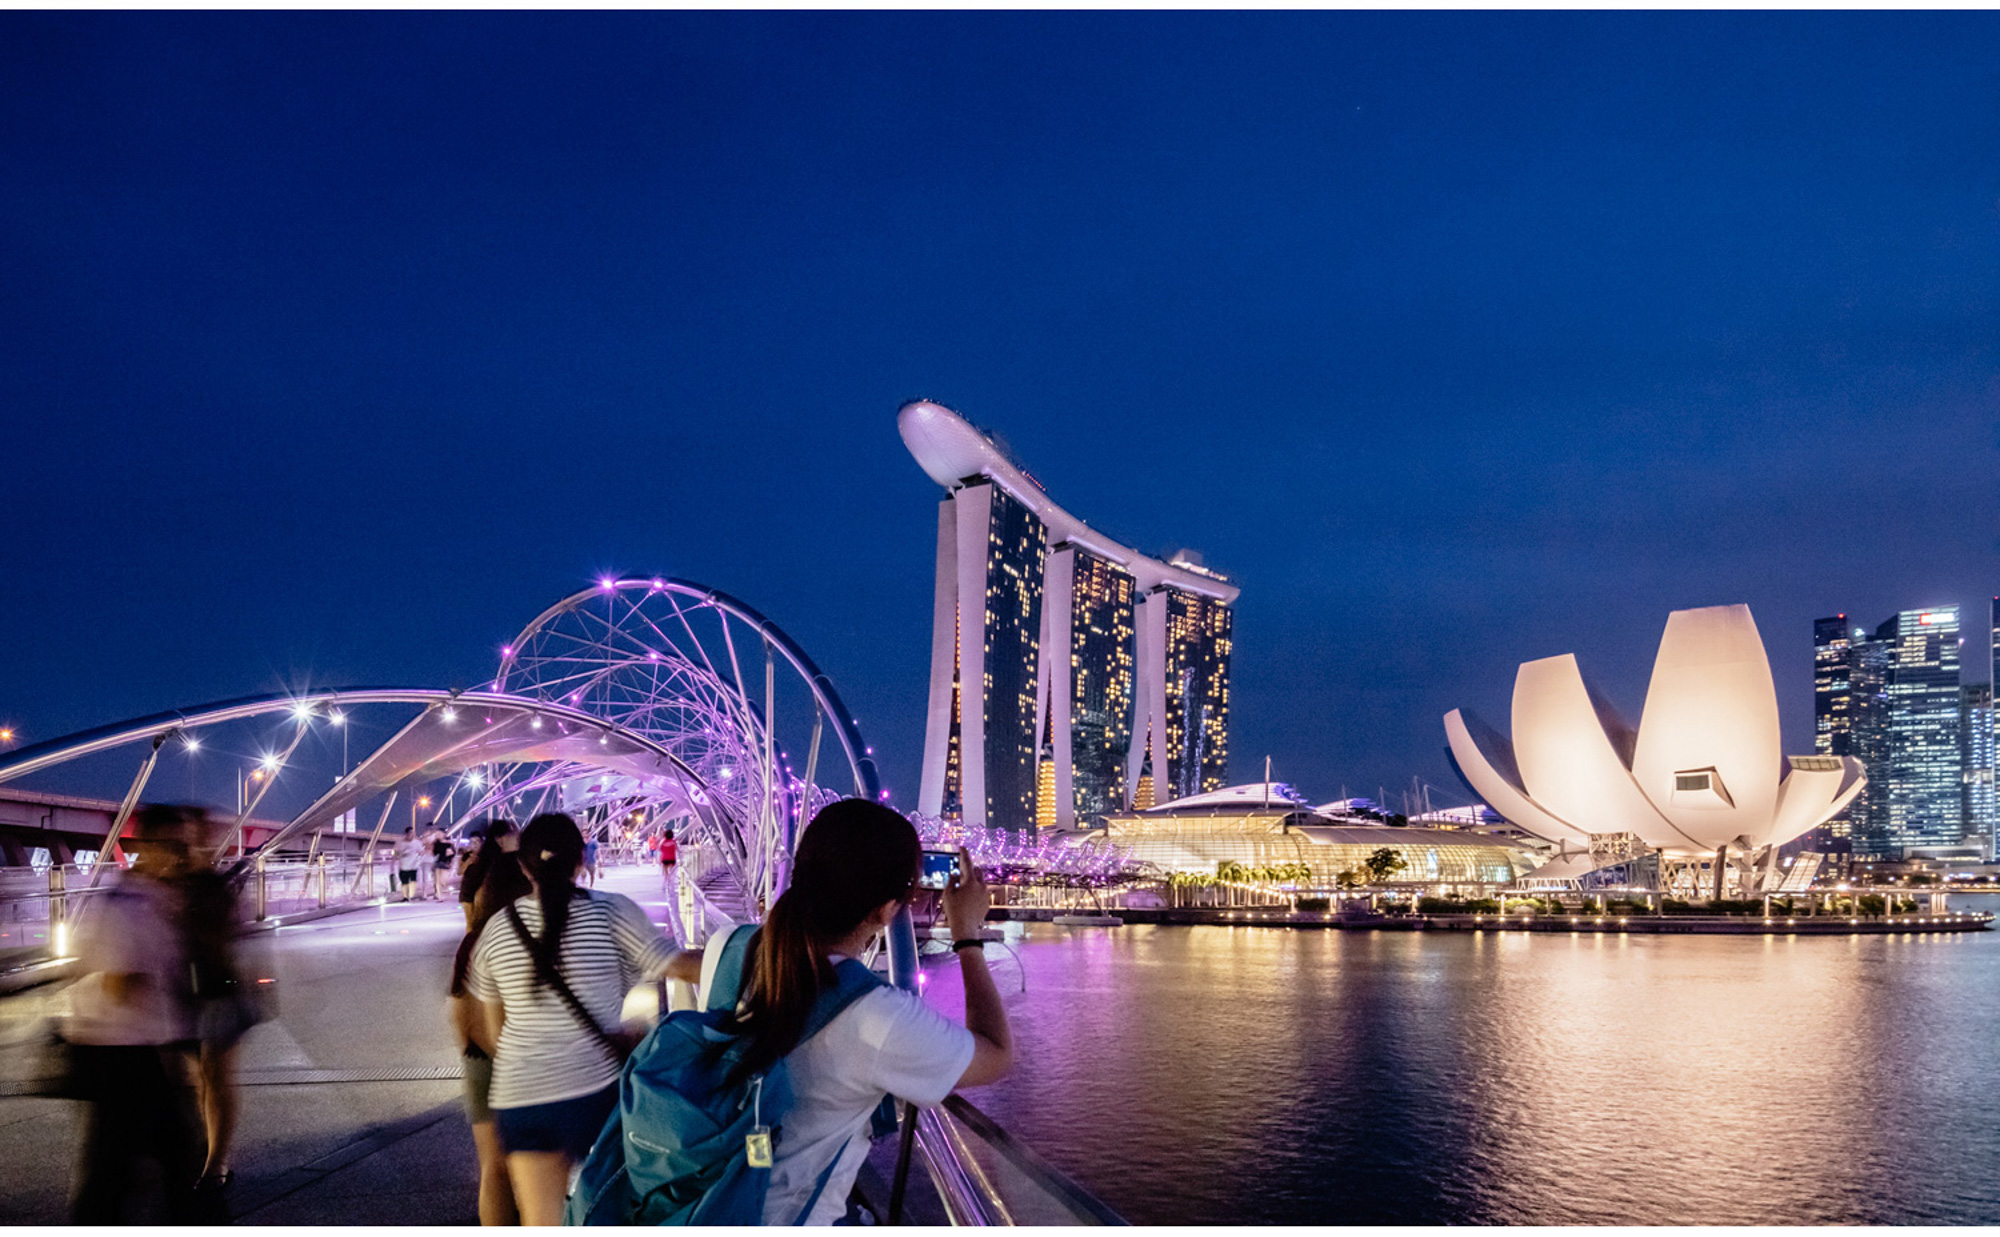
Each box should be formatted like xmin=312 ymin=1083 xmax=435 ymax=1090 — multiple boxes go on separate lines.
xmin=459 ymin=820 xmax=517 ymax=930
xmin=176 ymin=810 xmax=262 ymax=1191
xmin=450 ymin=844 xmax=532 ymax=1225
xmin=580 ymin=835 xmax=600 ymax=888
xmin=63 ymin=804 xmax=225 ymax=1223
xmin=395 ymin=828 xmax=425 ymax=902
xmin=465 ymin=813 xmax=680 ymax=1225
xmin=658 ymin=828 xmax=677 ymax=894
xmin=416 ymin=828 xmax=441 ymax=901
xmin=432 ymin=829 xmax=458 ymax=901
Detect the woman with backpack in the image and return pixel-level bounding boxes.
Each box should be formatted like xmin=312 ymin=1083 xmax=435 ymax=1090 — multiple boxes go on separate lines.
xmin=464 ymin=814 xmax=684 ymax=1225
xmin=691 ymin=799 xmax=1013 ymax=1225
xmin=448 ymin=841 xmax=532 ymax=1225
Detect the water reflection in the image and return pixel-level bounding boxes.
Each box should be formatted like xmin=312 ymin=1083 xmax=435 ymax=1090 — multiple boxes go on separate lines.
xmin=924 ymin=923 xmax=2000 ymax=1224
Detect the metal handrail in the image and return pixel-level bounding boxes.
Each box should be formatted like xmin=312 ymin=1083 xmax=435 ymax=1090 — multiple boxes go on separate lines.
xmin=938 ymin=1095 xmax=1127 ymax=1225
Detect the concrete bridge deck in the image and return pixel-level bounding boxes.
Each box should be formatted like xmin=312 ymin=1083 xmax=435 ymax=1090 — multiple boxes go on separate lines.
xmin=0 ymin=865 xmax=680 ymax=1225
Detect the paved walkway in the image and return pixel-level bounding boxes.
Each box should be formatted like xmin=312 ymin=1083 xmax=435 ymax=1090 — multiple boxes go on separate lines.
xmin=0 ymin=865 xmax=680 ymax=1225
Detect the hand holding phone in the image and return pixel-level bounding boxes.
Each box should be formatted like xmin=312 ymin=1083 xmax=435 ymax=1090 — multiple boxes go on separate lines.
xmin=941 ymin=847 xmax=989 ymax=942
xmin=919 ymin=848 xmax=961 ymax=891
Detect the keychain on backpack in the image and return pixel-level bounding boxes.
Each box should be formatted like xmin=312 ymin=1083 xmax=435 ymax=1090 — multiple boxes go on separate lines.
xmin=745 ymin=1075 xmax=774 ymax=1169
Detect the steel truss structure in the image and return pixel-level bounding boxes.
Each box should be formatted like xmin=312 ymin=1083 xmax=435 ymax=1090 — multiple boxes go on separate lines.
xmin=484 ymin=577 xmax=880 ymax=912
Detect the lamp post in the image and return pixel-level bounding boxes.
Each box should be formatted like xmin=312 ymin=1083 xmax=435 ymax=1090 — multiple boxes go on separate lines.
xmin=330 ymin=709 xmax=348 ymax=776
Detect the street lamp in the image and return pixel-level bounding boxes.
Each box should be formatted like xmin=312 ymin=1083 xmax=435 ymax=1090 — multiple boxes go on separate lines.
xmin=329 ymin=709 xmax=348 ymax=776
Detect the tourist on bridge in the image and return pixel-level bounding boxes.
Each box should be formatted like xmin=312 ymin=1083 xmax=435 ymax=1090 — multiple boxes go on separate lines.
xmin=60 ymin=804 xmax=226 ymax=1224
xmin=458 ymin=819 xmax=517 ymax=929
xmin=430 ymin=828 xmax=457 ymax=900
xmin=178 ymin=810 xmax=265 ymax=1193
xmin=697 ymin=802 xmax=1012 ymax=1225
xmin=464 ymin=813 xmax=684 ymax=1225
xmin=395 ymin=827 xmax=425 ymax=902
xmin=449 ymin=840 xmax=533 ymax=1226
xmin=657 ymin=827 xmax=677 ymax=893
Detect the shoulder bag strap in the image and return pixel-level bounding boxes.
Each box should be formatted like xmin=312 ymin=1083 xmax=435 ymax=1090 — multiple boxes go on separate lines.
xmin=503 ymin=901 xmax=624 ymax=1061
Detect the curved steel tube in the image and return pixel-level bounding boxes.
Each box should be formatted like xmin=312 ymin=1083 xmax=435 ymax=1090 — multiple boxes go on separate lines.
xmin=500 ymin=578 xmax=881 ymax=801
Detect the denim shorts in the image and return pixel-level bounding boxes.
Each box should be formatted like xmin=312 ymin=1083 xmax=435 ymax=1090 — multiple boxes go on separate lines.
xmin=494 ymin=1084 xmax=619 ymax=1159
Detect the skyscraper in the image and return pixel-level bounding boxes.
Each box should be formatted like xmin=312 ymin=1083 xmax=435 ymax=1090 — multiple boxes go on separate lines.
xmin=1960 ymin=681 xmax=1993 ymax=853
xmin=1846 ymin=625 xmax=1893 ymax=854
xmin=1819 ymin=606 xmax=1963 ymax=859
xmin=1041 ymin=546 xmax=1137 ymax=826
xmin=924 ymin=479 xmax=1048 ymax=827
xmin=1880 ymin=606 xmax=1961 ymax=853
xmin=1157 ymin=581 xmax=1233 ymax=799
xmin=903 ymin=400 xmax=1237 ymax=830
xmin=1812 ymin=615 xmax=1853 ymax=839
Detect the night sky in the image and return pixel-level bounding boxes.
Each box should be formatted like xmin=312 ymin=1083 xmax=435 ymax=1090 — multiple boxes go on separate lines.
xmin=4 ymin=13 xmax=1998 ymax=814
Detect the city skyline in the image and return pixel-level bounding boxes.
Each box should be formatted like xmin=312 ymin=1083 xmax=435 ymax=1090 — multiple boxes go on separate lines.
xmin=3 ymin=14 xmax=1998 ymax=818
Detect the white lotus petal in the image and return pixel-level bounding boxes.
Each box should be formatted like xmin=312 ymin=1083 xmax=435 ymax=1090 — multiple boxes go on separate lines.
xmin=1444 ymin=708 xmax=1594 ymax=846
xmin=1510 ymin=655 xmax=1687 ymax=848
xmin=1769 ymin=756 xmax=1866 ymax=848
xmin=1631 ymin=605 xmax=1782 ymax=852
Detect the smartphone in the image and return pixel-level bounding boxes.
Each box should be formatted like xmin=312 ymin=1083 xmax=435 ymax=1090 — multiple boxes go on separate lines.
xmin=918 ymin=848 xmax=961 ymax=891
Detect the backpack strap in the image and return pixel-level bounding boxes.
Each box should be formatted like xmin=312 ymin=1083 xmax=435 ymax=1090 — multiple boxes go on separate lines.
xmin=797 ymin=958 xmax=887 ymax=1043
xmin=703 ymin=924 xmax=760 ymax=1013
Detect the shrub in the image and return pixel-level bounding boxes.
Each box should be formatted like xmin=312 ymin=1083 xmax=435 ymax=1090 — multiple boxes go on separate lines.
xmin=1296 ymin=897 xmax=1330 ymax=912
xmin=1418 ymin=897 xmax=1468 ymax=914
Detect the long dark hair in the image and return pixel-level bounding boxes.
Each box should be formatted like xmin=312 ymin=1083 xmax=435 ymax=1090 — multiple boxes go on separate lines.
xmin=450 ymin=847 xmax=531 ymax=997
xmin=732 ymin=799 xmax=919 ymax=1078
xmin=517 ymin=813 xmax=587 ymax=983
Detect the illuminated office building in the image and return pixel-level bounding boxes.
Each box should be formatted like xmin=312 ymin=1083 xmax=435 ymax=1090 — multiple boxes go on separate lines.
xmin=902 ymin=400 xmax=1238 ymax=830
xmin=1881 ymin=607 xmax=1961 ymax=853
xmin=1810 ymin=616 xmax=1854 ymax=843
xmin=1960 ymin=682 xmax=1993 ymax=853
xmin=1835 ymin=606 xmax=1961 ymax=858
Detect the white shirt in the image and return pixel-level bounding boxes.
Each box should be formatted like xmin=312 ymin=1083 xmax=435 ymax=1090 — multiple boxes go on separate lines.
xmin=66 ymin=870 xmax=193 ymax=1046
xmin=701 ymin=925 xmax=976 ymax=1226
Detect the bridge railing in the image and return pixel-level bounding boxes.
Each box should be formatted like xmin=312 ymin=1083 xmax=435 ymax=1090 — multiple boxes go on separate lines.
xmin=0 ymin=855 xmax=409 ymax=974
xmin=909 ymin=1095 xmax=1126 ymax=1225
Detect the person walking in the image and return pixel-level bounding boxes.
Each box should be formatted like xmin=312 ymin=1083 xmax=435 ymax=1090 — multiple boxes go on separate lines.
xmin=416 ymin=829 xmax=440 ymax=901
xmin=657 ymin=828 xmax=677 ymax=894
xmin=63 ymin=804 xmax=226 ymax=1224
xmin=176 ymin=811 xmax=263 ymax=1192
xmin=459 ymin=820 xmax=516 ymax=930
xmin=395 ymin=828 xmax=425 ymax=902
xmin=465 ymin=814 xmax=681 ymax=1225
xmin=449 ymin=846 xmax=533 ymax=1226
xmin=431 ymin=829 xmax=457 ymax=901
xmin=580 ymin=835 xmax=600 ymax=888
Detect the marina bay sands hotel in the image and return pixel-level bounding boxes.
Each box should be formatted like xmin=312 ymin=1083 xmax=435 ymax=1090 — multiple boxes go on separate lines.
xmin=899 ymin=401 xmax=1238 ymax=831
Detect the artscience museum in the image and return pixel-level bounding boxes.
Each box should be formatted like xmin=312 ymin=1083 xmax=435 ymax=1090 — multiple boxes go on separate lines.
xmin=1445 ymin=604 xmax=1865 ymax=897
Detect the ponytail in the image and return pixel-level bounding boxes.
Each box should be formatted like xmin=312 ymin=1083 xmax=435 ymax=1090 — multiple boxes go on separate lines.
xmin=731 ymin=799 xmax=919 ymax=1078
xmin=516 ymin=814 xmax=587 ymax=984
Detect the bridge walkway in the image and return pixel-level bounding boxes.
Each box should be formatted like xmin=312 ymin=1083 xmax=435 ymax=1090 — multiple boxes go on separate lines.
xmin=0 ymin=865 xmax=681 ymax=1225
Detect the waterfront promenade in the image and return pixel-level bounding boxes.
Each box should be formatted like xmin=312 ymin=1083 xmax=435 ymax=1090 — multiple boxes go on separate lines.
xmin=0 ymin=868 xmax=675 ymax=1225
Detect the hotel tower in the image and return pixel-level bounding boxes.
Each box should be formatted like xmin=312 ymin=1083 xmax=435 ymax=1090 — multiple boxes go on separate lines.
xmin=899 ymin=400 xmax=1238 ymax=831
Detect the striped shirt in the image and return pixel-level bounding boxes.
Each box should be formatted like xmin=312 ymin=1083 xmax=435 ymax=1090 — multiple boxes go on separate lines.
xmin=466 ymin=889 xmax=677 ymax=1108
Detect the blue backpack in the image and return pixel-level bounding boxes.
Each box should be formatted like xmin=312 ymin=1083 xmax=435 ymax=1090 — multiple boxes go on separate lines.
xmin=564 ymin=928 xmax=890 ymax=1226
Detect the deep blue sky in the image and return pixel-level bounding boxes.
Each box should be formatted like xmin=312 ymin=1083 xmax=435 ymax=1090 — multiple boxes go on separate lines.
xmin=4 ymin=12 xmax=1998 ymax=811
